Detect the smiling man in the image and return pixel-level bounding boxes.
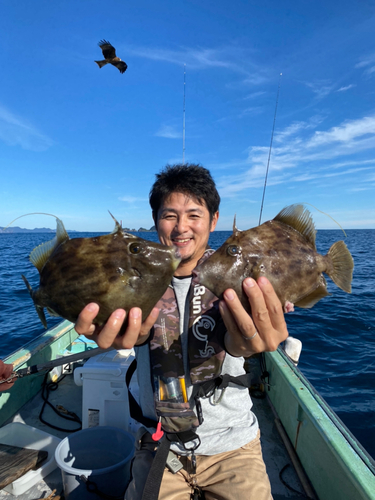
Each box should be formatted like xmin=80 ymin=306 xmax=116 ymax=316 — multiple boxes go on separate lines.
xmin=75 ymin=164 xmax=289 ymax=500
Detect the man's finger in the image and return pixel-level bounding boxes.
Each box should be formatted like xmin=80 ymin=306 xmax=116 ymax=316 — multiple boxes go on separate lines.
xmin=94 ymin=309 xmax=126 ymax=349
xmin=75 ymin=303 xmax=99 ymax=336
xmin=242 ymin=278 xmax=274 ymax=334
xmin=257 ymin=277 xmax=287 ymax=333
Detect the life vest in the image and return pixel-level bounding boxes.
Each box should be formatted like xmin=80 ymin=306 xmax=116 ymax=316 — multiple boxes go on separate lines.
xmin=149 ymin=249 xmax=227 ymax=439
xmin=126 ymin=249 xmax=252 ymax=447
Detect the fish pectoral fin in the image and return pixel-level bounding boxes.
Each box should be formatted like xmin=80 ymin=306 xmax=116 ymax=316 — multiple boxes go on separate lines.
xmin=22 ymin=274 xmax=48 ymax=328
xmin=294 ymin=280 xmax=331 ymax=308
xmin=29 ymin=218 xmax=69 ymax=272
xmin=327 ymin=240 xmax=354 ymax=293
xmin=274 ymin=204 xmax=317 ymax=249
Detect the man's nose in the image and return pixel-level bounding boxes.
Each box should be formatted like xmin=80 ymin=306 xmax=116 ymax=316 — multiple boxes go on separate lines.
xmin=175 ymin=217 xmax=188 ymax=233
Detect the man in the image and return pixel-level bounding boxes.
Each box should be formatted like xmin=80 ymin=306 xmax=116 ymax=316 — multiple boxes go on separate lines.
xmin=0 ymin=360 xmax=15 ymax=391
xmin=75 ymin=164 xmax=289 ymax=499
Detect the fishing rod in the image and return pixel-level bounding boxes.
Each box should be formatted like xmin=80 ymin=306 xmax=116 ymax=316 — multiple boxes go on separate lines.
xmin=182 ymin=63 xmax=186 ymax=164
xmin=258 ymin=72 xmax=282 ymax=225
xmin=0 ymin=347 xmax=114 ymax=385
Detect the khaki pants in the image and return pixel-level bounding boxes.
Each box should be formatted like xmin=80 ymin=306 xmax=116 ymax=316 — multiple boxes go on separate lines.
xmin=159 ymin=431 xmax=272 ymax=500
xmin=125 ymin=429 xmax=272 ymax=500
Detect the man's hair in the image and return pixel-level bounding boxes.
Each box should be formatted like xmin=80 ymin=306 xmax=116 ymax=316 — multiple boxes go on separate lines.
xmin=149 ymin=163 xmax=220 ymax=222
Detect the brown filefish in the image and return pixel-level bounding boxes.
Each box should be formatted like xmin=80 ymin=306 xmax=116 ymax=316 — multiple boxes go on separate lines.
xmin=22 ymin=213 xmax=180 ymax=333
xmin=193 ymin=204 xmax=354 ymax=312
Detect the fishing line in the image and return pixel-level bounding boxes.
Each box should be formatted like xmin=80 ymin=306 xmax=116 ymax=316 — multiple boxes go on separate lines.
xmin=259 ymin=72 xmax=282 ymax=226
xmin=2 ymin=212 xmax=61 ymax=231
xmin=298 ymin=203 xmax=347 ymax=237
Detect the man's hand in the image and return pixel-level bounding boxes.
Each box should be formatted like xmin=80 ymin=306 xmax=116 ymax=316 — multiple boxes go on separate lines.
xmin=220 ymin=277 xmax=289 ymax=357
xmin=0 ymin=360 xmax=15 ymax=391
xmin=74 ymin=303 xmax=159 ymax=350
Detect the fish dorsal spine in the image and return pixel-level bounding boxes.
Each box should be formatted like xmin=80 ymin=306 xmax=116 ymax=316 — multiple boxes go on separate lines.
xmin=273 ymin=204 xmax=317 ymax=249
xmin=108 ymin=210 xmax=136 ymax=237
xmin=30 ymin=218 xmax=69 ymax=272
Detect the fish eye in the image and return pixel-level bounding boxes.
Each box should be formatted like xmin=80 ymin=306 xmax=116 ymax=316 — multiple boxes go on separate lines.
xmin=129 ymin=243 xmax=142 ymax=254
xmin=227 ymin=245 xmax=239 ymax=256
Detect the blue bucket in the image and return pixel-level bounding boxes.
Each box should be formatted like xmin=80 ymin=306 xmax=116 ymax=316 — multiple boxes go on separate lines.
xmin=55 ymin=426 xmax=135 ymax=499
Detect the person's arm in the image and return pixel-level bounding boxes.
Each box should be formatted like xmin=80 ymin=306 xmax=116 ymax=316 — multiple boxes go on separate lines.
xmin=0 ymin=360 xmax=15 ymax=391
xmin=220 ymin=277 xmax=289 ymax=358
xmin=74 ymin=304 xmax=159 ymax=349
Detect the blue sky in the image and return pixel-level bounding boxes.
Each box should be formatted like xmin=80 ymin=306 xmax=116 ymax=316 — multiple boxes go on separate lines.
xmin=1 ymin=0 xmax=375 ymax=232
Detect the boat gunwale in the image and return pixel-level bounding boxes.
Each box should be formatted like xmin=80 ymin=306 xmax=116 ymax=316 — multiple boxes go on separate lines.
xmin=273 ymin=347 xmax=375 ymax=473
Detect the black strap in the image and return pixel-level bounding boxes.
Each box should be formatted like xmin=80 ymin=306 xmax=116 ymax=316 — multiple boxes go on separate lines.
xmin=141 ymin=437 xmax=171 ymax=500
xmin=126 ymin=359 xmax=158 ymax=429
xmin=194 ymin=373 xmax=253 ymax=399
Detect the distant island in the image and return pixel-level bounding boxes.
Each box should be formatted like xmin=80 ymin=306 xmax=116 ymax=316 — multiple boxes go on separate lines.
xmin=0 ymin=226 xmax=156 ymax=233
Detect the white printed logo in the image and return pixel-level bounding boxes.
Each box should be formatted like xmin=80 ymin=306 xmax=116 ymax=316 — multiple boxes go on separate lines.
xmin=192 ymin=315 xmax=216 ymax=357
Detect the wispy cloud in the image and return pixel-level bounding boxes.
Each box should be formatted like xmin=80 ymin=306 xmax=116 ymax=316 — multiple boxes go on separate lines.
xmin=239 ymin=106 xmax=264 ymax=118
xmin=304 ymin=80 xmax=335 ymax=99
xmin=155 ymin=124 xmax=181 ymax=139
xmin=336 ymin=84 xmax=356 ymax=92
xmin=0 ymin=104 xmax=54 ymax=151
xmin=244 ymin=91 xmax=267 ymax=100
xmin=216 ymin=114 xmax=375 ymax=197
xmin=119 ymin=196 xmax=147 ymax=203
xmin=274 ymin=116 xmax=324 ymax=143
xmin=356 ymin=53 xmax=375 ymax=76
xmin=124 ymin=43 xmax=269 ymax=85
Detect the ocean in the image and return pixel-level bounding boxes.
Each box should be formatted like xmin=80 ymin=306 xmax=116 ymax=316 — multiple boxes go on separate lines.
xmin=0 ymin=229 xmax=374 ymax=459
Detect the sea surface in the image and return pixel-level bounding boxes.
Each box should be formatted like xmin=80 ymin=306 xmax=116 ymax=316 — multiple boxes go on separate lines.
xmin=0 ymin=230 xmax=374 ymax=459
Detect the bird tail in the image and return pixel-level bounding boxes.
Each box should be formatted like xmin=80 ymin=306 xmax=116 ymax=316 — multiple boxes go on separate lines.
xmin=95 ymin=60 xmax=109 ymax=69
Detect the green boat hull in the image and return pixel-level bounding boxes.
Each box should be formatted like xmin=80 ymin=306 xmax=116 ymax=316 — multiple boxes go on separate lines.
xmin=266 ymin=349 xmax=375 ymax=500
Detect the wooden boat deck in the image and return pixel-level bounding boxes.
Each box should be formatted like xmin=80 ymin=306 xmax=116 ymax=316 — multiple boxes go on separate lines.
xmin=0 ymin=356 xmax=307 ymax=500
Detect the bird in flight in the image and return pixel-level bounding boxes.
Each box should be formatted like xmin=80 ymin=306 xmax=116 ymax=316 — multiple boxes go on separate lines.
xmin=95 ymin=40 xmax=128 ymax=74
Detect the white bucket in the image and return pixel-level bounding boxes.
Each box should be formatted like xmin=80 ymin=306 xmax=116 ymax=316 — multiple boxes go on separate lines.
xmin=55 ymin=426 xmax=135 ymax=499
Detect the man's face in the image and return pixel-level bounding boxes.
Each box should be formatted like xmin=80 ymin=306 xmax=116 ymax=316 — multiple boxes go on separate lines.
xmin=155 ymin=192 xmax=218 ymax=275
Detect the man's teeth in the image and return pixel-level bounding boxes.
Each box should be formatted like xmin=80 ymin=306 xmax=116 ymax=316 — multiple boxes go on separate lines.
xmin=174 ymin=238 xmax=191 ymax=243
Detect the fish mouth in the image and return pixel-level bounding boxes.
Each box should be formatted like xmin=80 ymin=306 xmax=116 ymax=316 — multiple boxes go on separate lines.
xmin=173 ymin=247 xmax=181 ymax=259
xmin=131 ymin=268 xmax=141 ymax=278
xmin=191 ymin=270 xmax=199 ymax=285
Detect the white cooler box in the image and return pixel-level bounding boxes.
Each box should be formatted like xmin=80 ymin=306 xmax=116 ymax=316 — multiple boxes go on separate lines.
xmin=74 ymin=349 xmax=141 ymax=435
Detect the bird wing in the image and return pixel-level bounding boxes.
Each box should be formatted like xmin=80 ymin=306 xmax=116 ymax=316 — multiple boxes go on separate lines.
xmin=112 ymin=60 xmax=128 ymax=74
xmin=98 ymin=39 xmax=117 ymax=60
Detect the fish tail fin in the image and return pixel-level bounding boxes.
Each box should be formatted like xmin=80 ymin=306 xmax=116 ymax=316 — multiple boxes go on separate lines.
xmin=95 ymin=60 xmax=108 ymax=68
xmin=327 ymin=241 xmax=354 ymax=293
xmin=21 ymin=275 xmax=47 ymax=328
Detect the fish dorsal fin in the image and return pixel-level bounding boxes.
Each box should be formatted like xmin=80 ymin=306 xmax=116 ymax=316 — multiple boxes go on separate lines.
xmin=232 ymin=215 xmax=241 ymax=236
xmin=108 ymin=211 xmax=136 ymax=238
xmin=29 ymin=217 xmax=69 ymax=272
xmin=108 ymin=211 xmax=123 ymax=234
xmin=108 ymin=210 xmax=130 ymax=234
xmin=274 ymin=204 xmax=317 ymax=249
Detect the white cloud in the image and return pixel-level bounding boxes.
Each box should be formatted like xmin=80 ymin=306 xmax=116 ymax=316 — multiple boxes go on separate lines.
xmin=119 ymin=196 xmax=147 ymax=203
xmin=356 ymin=53 xmax=375 ymax=76
xmin=304 ymin=80 xmax=335 ymax=99
xmin=124 ymin=43 xmax=269 ymax=84
xmin=0 ymin=104 xmax=54 ymax=151
xmin=216 ymin=114 xmax=375 ymax=197
xmin=244 ymin=91 xmax=266 ymax=100
xmin=306 ymin=116 xmax=375 ymax=148
xmin=155 ymin=125 xmax=181 ymax=139
xmin=336 ymin=84 xmax=356 ymax=92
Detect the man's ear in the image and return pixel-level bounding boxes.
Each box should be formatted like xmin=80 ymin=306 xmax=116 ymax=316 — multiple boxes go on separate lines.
xmin=210 ymin=211 xmax=219 ymax=232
